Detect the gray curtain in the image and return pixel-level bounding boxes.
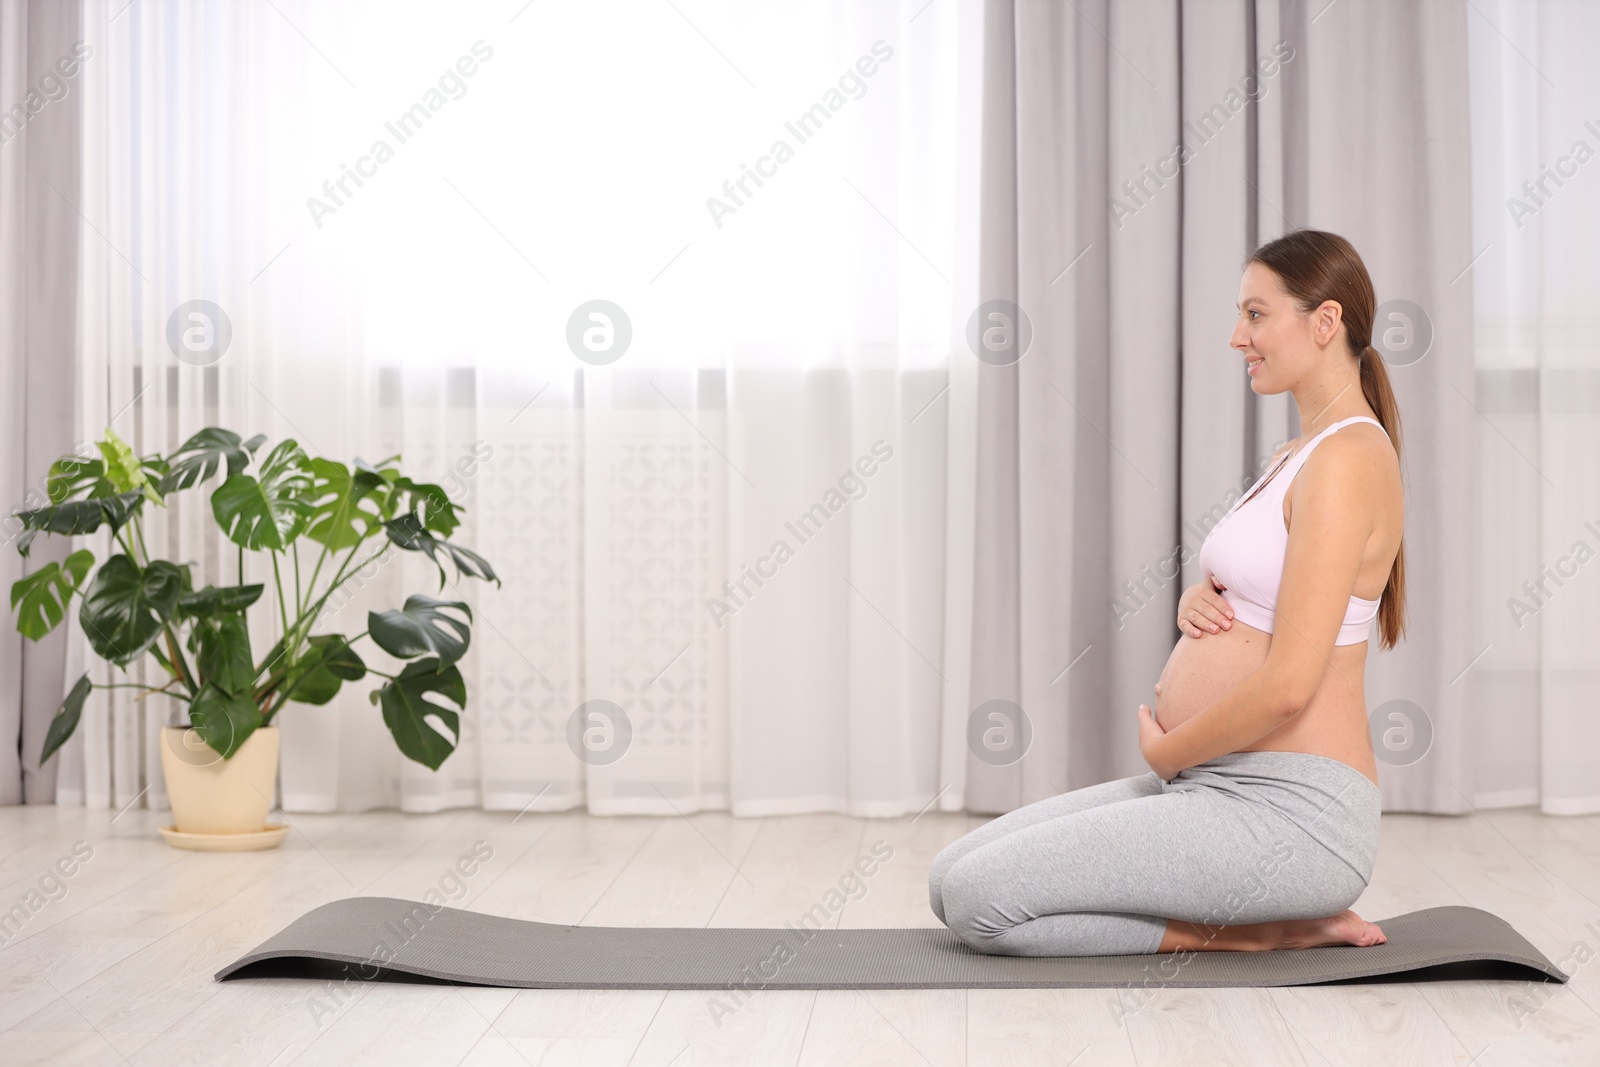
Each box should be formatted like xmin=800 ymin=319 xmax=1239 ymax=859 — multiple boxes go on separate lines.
xmin=0 ymin=0 xmax=80 ymax=804
xmin=970 ymin=0 xmax=1476 ymax=814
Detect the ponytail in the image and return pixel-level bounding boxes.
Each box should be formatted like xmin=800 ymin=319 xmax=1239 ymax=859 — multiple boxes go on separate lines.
xmin=1358 ymin=344 xmax=1406 ymax=650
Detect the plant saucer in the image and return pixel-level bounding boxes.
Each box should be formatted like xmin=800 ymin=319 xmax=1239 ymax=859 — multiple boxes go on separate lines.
xmin=158 ymin=824 xmax=290 ymax=852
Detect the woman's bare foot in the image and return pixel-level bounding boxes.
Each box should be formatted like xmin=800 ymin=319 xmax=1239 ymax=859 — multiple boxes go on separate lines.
xmin=1159 ymin=910 xmax=1387 ymax=952
xmin=1276 ymin=909 xmax=1387 ymax=950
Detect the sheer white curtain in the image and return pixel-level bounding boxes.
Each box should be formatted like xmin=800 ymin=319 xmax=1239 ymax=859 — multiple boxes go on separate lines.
xmin=62 ymin=0 xmax=985 ymax=815
xmin=1467 ymin=0 xmax=1600 ymax=814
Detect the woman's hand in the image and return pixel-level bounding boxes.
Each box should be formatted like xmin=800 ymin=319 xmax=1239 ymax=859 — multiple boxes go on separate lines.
xmin=1137 ymin=704 xmax=1178 ymax=780
xmin=1178 ymin=575 xmax=1235 ymax=638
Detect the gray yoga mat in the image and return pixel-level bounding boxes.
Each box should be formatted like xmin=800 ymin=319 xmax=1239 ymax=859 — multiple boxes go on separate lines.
xmin=216 ymin=897 xmax=1567 ymax=989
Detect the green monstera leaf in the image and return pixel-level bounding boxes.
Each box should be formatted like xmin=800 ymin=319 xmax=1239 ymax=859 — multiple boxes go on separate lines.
xmin=96 ymin=428 xmax=143 ymax=491
xmin=40 ymin=673 xmax=93 ymax=764
xmin=94 ymin=428 xmax=165 ymax=506
xmin=195 ymin=613 xmax=254 ymax=696
xmin=372 ymin=657 xmax=463 ymax=770
xmin=303 ymin=458 xmax=387 ymax=551
xmin=279 ymin=633 xmax=367 ymax=706
xmin=391 ymin=477 xmax=462 ymax=538
xmin=176 ymin=583 xmax=264 ymax=620
xmin=13 ymin=490 xmax=145 ymax=557
xmin=46 ymin=454 xmax=110 ymax=503
xmin=255 ymin=632 xmax=367 ymax=709
xmin=188 ymin=682 xmax=261 ymax=759
xmin=211 ymin=439 xmax=314 ymax=551
xmin=368 ymin=595 xmax=472 ymax=670
xmin=382 ymin=512 xmax=498 ymax=590
xmin=159 ymin=427 xmax=266 ymax=494
xmin=78 ymin=554 xmax=184 ymax=667
xmin=11 ymin=549 xmax=94 ymax=640
xmin=138 ymin=454 xmax=170 ymax=499
xmin=354 ymin=454 xmax=401 ymax=509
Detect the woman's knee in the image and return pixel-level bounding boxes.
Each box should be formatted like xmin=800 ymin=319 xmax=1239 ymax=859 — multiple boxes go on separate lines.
xmin=928 ymin=773 xmax=1165 ymax=936
xmin=927 ymin=861 xmax=949 ymax=923
xmin=927 ymin=838 xmax=972 ymax=923
xmin=937 ymin=852 xmax=1009 ymax=948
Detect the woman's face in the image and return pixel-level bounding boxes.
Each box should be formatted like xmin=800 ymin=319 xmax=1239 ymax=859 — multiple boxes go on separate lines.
xmin=1231 ymin=262 xmax=1327 ymax=394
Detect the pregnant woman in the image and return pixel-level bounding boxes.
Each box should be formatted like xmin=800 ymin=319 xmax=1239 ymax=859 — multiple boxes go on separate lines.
xmin=930 ymin=229 xmax=1406 ymax=956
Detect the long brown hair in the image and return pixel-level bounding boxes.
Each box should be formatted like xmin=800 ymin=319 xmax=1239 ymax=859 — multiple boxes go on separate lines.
xmin=1248 ymin=230 xmax=1407 ymax=650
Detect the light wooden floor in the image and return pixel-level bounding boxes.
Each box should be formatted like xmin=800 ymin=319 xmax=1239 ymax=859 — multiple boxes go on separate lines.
xmin=1 ymin=801 xmax=1597 ymax=1066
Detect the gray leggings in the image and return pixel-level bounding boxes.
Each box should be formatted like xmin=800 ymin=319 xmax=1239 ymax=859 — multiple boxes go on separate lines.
xmin=928 ymin=750 xmax=1382 ymax=956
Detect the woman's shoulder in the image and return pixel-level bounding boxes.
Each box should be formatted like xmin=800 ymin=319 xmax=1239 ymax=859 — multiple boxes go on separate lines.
xmin=1298 ymin=419 xmax=1397 ymax=484
xmin=1328 ymin=417 xmax=1394 ymax=456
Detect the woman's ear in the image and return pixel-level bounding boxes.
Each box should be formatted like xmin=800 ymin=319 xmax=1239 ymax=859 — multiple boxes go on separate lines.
xmin=1313 ymin=299 xmax=1344 ymax=346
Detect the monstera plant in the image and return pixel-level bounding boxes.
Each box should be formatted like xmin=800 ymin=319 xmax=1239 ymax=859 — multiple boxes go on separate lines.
xmin=9 ymin=427 xmax=498 ymax=771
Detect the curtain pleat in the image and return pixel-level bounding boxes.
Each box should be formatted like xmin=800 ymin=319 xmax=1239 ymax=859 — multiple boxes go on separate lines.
xmin=0 ymin=0 xmax=80 ymax=804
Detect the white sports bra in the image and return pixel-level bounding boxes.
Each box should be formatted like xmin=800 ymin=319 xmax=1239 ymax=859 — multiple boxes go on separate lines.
xmin=1197 ymin=416 xmax=1388 ymax=646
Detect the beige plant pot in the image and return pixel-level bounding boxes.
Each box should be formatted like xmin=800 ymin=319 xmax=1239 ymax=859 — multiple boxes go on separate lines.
xmin=159 ymin=725 xmax=281 ymax=837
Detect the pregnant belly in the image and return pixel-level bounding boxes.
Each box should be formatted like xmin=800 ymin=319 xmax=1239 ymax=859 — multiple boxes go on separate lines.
xmin=1150 ymin=618 xmax=1273 ymax=732
xmin=1149 ymin=614 xmax=1380 ymax=788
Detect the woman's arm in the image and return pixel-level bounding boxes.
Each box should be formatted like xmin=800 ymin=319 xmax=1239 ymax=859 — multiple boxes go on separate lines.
xmin=1140 ymin=431 xmax=1383 ymax=778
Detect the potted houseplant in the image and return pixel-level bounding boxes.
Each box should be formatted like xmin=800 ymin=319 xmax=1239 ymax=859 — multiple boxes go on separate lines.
xmin=9 ymin=426 xmax=498 ymax=850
